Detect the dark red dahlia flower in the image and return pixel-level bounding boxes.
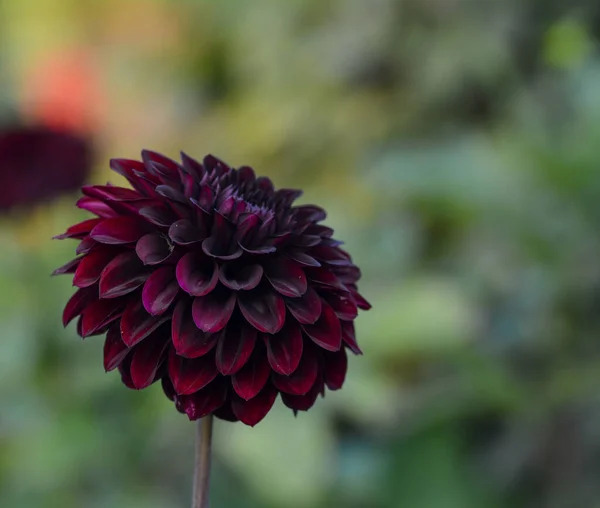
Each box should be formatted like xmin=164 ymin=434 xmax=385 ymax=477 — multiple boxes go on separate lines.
xmin=54 ymin=151 xmax=370 ymax=426
xmin=0 ymin=125 xmax=92 ymax=210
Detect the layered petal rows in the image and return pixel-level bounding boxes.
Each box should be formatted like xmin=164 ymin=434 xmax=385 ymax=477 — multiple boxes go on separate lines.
xmin=54 ymin=151 xmax=370 ymax=426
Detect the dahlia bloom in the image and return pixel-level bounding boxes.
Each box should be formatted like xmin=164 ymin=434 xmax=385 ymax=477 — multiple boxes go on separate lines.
xmin=0 ymin=125 xmax=92 ymax=210
xmin=54 ymin=151 xmax=370 ymax=426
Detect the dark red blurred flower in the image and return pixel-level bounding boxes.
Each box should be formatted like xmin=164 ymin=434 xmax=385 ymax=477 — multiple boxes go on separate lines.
xmin=53 ymin=151 xmax=370 ymax=426
xmin=0 ymin=125 xmax=92 ymax=210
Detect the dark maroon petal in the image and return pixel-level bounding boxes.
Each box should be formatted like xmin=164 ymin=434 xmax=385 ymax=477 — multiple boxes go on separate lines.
xmin=142 ymin=149 xmax=181 ymax=177
xmin=232 ymin=348 xmax=271 ymax=400
xmin=310 ymin=245 xmax=353 ymax=266
xmin=192 ymin=184 xmax=214 ymax=213
xmin=180 ymin=151 xmax=205 ymax=179
xmin=264 ymin=257 xmax=307 ymax=297
xmin=138 ymin=204 xmax=177 ymax=227
xmin=192 ymin=289 xmax=236 ymax=333
xmin=62 ymin=286 xmax=97 ymax=326
xmin=142 ymin=266 xmax=180 ymax=316
xmin=231 ymin=383 xmax=278 ymax=426
xmin=172 ymin=299 xmax=220 ymax=358
xmin=136 ymin=233 xmax=172 ymax=265
xmin=73 ymin=248 xmax=118 ymax=288
xmin=176 ymin=252 xmax=218 ymax=297
xmin=215 ymin=323 xmax=257 ymax=375
xmin=322 ymin=291 xmax=358 ymax=321
xmin=99 ymin=251 xmax=149 ymax=299
xmin=202 ymin=235 xmax=242 ymax=260
xmin=156 ymin=184 xmax=187 ymax=203
xmin=265 ymin=322 xmax=303 ymax=375
xmin=118 ymin=356 xmax=136 ymax=389
xmin=351 ymin=289 xmax=371 ymax=310
xmin=76 ymin=196 xmax=119 ymax=218
xmin=341 ymin=321 xmax=362 ymax=355
xmin=237 ymin=165 xmax=256 ymax=183
xmin=130 ymin=329 xmax=170 ymax=389
xmin=324 ymin=348 xmax=347 ymax=390
xmin=213 ymin=401 xmax=239 ymax=422
xmin=161 ymin=377 xmax=176 ymax=401
xmin=218 ymin=263 xmax=263 ymax=291
xmin=52 ymin=256 xmax=82 ymax=276
xmin=294 ymin=205 xmax=326 ymax=223
xmin=305 ymin=224 xmax=334 ymax=238
xmin=302 ymin=302 xmax=342 ymax=352
xmin=121 ymin=298 xmax=170 ymax=347
xmin=274 ymin=188 xmax=303 ymax=207
xmin=168 ymin=348 xmax=218 ymax=395
xmin=204 ymin=154 xmax=230 ymax=175
xmin=235 ymin=213 xmax=260 ymax=245
xmin=281 ymin=379 xmax=322 ymax=412
xmin=292 ymin=235 xmax=321 ymax=248
xmin=103 ymin=326 xmax=129 ymax=371
xmin=80 ymin=298 xmax=124 ymax=338
xmin=76 ymin=236 xmax=97 ymax=254
xmin=333 ymin=265 xmax=361 ymax=282
xmin=90 ymin=217 xmax=150 ymax=244
xmin=285 ymin=287 xmax=322 ymax=325
xmin=272 ymin=347 xmax=319 ymax=396
xmin=304 ymin=267 xmax=346 ymax=290
xmin=54 ymin=218 xmax=103 ymax=240
xmin=238 ymin=289 xmax=286 ymax=334
xmin=168 ymin=219 xmax=204 ymax=245
xmin=179 ymin=377 xmax=228 ymax=420
xmin=82 ymin=184 xmax=144 ymax=202
xmin=286 ymin=250 xmax=321 ymax=267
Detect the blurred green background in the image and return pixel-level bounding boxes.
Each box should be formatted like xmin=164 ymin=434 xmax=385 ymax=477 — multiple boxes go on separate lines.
xmin=2 ymin=0 xmax=600 ymax=507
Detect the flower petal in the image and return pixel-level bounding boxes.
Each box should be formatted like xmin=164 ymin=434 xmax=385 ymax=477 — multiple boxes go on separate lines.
xmin=192 ymin=289 xmax=236 ymax=333
xmin=272 ymin=347 xmax=319 ymax=396
xmin=265 ymin=322 xmax=303 ymax=376
xmin=99 ymin=251 xmax=150 ymax=298
xmin=264 ymin=257 xmax=307 ymax=297
xmin=322 ymin=291 xmax=358 ymax=321
xmin=121 ymin=298 xmax=170 ymax=347
xmin=138 ymin=204 xmax=177 ymax=227
xmin=73 ymin=248 xmax=119 ymax=288
xmin=215 ymin=322 xmax=257 ymax=375
xmin=103 ymin=325 xmax=129 ymax=371
xmin=238 ymin=289 xmax=285 ymax=334
xmin=130 ymin=328 xmax=170 ymax=389
xmin=90 ymin=217 xmax=150 ymax=244
xmin=168 ymin=219 xmax=204 ymax=245
xmin=179 ymin=377 xmax=228 ymax=420
xmin=82 ymin=184 xmax=144 ymax=202
xmin=286 ymin=250 xmax=321 ymax=267
xmin=136 ymin=233 xmax=172 ymax=265
xmin=302 ymin=302 xmax=342 ymax=351
xmin=285 ymin=287 xmax=322 ymax=324
xmin=142 ymin=266 xmax=180 ymax=315
xmin=231 ymin=383 xmax=278 ymax=426
xmin=281 ymin=379 xmax=322 ymax=412
xmin=62 ymin=286 xmax=97 ymax=326
xmin=54 ymin=218 xmax=103 ymax=240
xmin=172 ymin=299 xmax=220 ymax=358
xmin=324 ymin=348 xmax=347 ymax=390
xmin=232 ymin=347 xmax=270 ymax=400
xmin=218 ymin=262 xmax=263 ymax=291
xmin=168 ymin=348 xmax=218 ymax=395
xmin=76 ymin=196 xmax=119 ymax=218
xmin=341 ymin=321 xmax=362 ymax=355
xmin=52 ymin=256 xmax=82 ymax=276
xmin=176 ymin=252 xmax=218 ymax=297
xmin=80 ymin=298 xmax=124 ymax=338
xmin=304 ymin=267 xmax=345 ymax=290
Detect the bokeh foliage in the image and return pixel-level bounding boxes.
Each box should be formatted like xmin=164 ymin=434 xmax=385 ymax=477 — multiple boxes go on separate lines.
xmin=1 ymin=0 xmax=600 ymax=507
